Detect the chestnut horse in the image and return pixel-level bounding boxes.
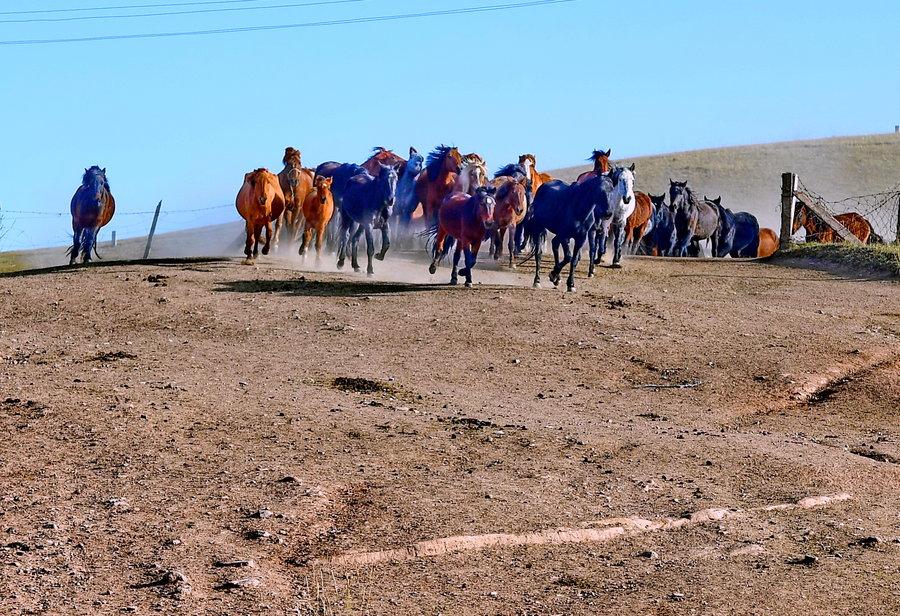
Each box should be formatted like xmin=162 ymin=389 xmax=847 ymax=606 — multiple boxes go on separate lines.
xmin=363 ymin=147 xmax=407 ymax=179
xmin=624 ymin=191 xmax=654 ymax=254
xmin=276 ymin=147 xmax=314 ymax=249
xmin=428 ymin=186 xmax=496 ymax=287
xmin=576 ymin=149 xmax=612 ymax=184
xmin=518 ymin=154 xmax=553 ymax=201
xmin=415 ymin=145 xmax=463 ymax=224
xmin=69 ymin=166 xmax=115 ymax=265
xmin=757 ymin=228 xmax=778 ymax=258
xmin=299 ymin=176 xmax=334 ymax=263
xmin=453 ymin=153 xmax=488 ymax=195
xmin=792 ymin=202 xmax=874 ymax=244
xmin=490 ymin=174 xmax=528 ymax=267
xmin=235 ymin=168 xmax=285 ymax=263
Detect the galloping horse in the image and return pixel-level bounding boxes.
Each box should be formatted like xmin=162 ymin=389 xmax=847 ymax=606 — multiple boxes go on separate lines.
xmin=524 ymin=169 xmax=611 ymax=291
xmin=453 ymin=153 xmax=488 ymax=195
xmin=708 ymin=197 xmax=735 ymax=257
xmin=518 ymin=154 xmax=553 ymax=202
xmin=415 ymin=145 xmax=463 ymax=224
xmin=576 ymin=149 xmax=612 ymax=183
xmin=69 ymin=166 xmax=116 ymax=265
xmin=236 ymin=168 xmax=285 ymax=264
xmin=363 ymin=147 xmax=407 ymax=179
xmin=670 ymin=179 xmax=719 ymax=257
xmin=299 ymin=176 xmax=334 ymax=262
xmin=647 ymin=193 xmax=676 ymax=256
xmin=603 ymin=164 xmax=637 ymax=268
xmin=337 ymin=164 xmax=399 ymax=276
xmin=757 ymin=228 xmax=778 ymax=258
xmin=276 ymin=147 xmax=314 ymax=248
xmin=792 ymin=202 xmax=875 ymax=244
xmin=489 ymin=165 xmax=528 ymax=267
xmin=428 ymin=186 xmax=497 ymax=287
xmin=394 ymin=146 xmax=425 ymax=241
xmin=624 ymin=190 xmax=654 ymax=254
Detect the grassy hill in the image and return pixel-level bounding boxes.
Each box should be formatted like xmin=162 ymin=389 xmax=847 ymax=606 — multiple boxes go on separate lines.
xmin=3 ymin=133 xmax=898 ymax=272
xmin=551 ymin=133 xmax=900 ymax=235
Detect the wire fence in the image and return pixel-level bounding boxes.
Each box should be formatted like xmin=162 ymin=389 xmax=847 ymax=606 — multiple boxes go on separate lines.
xmin=794 ymin=176 xmax=900 ymax=243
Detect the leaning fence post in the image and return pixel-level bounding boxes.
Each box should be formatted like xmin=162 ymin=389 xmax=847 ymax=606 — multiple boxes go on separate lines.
xmin=110 ymin=230 xmax=117 ymax=247
xmin=143 ymin=201 xmax=162 ymax=260
xmin=895 ymin=193 xmax=900 ymax=244
xmin=779 ymin=172 xmax=797 ymax=250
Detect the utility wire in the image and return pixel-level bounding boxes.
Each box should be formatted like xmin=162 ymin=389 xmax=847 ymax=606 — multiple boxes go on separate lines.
xmin=0 ymin=0 xmax=274 ymax=16
xmin=0 ymin=0 xmax=366 ymax=24
xmin=0 ymin=0 xmax=577 ymax=46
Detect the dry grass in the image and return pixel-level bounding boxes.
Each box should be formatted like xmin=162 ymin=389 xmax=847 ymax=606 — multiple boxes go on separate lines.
xmin=778 ymin=241 xmax=900 ymax=278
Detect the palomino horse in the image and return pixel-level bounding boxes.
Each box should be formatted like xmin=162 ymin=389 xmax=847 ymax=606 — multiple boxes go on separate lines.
xmin=670 ymin=179 xmax=719 ymax=257
xmin=236 ymin=168 xmax=285 ymax=263
xmin=518 ymin=154 xmax=553 ymax=203
xmin=648 ymin=193 xmax=676 ymax=256
xmin=69 ymin=166 xmax=116 ymax=265
xmin=299 ymin=176 xmax=334 ymax=263
xmin=363 ymin=147 xmax=407 ymax=179
xmin=276 ymin=147 xmax=314 ymax=249
xmin=428 ymin=186 xmax=497 ymax=287
xmin=791 ymin=202 xmax=876 ymax=244
xmin=757 ymin=228 xmax=778 ymax=258
xmin=337 ymin=164 xmax=399 ymax=276
xmin=490 ymin=169 xmax=528 ymax=268
xmin=415 ymin=145 xmax=463 ymax=224
xmin=603 ymin=164 xmax=637 ymax=268
xmin=624 ymin=190 xmax=654 ymax=254
xmin=453 ymin=153 xmax=488 ymax=195
xmin=524 ymin=168 xmax=612 ymax=292
xmin=576 ymin=149 xmax=612 ymax=183
xmin=394 ymin=146 xmax=425 ymax=243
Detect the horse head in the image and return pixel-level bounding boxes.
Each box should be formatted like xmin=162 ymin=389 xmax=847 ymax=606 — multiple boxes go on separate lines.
xmin=315 ymin=176 xmax=333 ymax=205
xmin=668 ymin=179 xmax=690 ymax=211
xmin=376 ymin=163 xmax=400 ymax=223
xmin=609 ymin=165 xmax=635 ymax=206
xmin=406 ymin=147 xmax=424 ymax=178
xmin=82 ymin=166 xmax=108 ymax=203
xmin=588 ymin=149 xmax=612 ymax=174
xmin=518 ymin=154 xmax=537 ymax=178
xmin=792 ymin=202 xmax=808 ymax=234
xmin=245 ymin=169 xmax=271 ymax=206
xmin=474 ymin=186 xmax=497 ymax=230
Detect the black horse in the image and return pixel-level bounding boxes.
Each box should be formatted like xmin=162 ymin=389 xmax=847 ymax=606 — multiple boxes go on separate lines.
xmin=69 ymin=166 xmax=115 ymax=265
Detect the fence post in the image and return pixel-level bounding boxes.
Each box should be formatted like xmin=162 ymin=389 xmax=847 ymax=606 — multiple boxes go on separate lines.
xmin=779 ymin=172 xmax=797 ymax=250
xmin=110 ymin=230 xmax=117 ymax=247
xmin=895 ymin=194 xmax=900 ymax=244
xmin=143 ymin=201 xmax=162 ymax=260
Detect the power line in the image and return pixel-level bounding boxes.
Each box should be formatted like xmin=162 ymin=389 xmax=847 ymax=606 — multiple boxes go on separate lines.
xmin=0 ymin=0 xmax=578 ymax=46
xmin=0 ymin=0 xmax=366 ymax=24
xmin=0 ymin=0 xmax=273 ymax=16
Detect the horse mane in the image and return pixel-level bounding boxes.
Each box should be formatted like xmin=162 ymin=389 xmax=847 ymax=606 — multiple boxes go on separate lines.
xmin=283 ymin=147 xmax=301 ymax=166
xmin=425 ymin=145 xmax=454 ymax=181
xmin=82 ymin=166 xmax=110 ymax=190
xmin=494 ymin=163 xmax=526 ymax=179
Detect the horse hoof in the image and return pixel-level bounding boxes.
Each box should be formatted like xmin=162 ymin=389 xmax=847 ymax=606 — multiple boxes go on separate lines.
xmin=428 ymin=263 xmax=437 ymax=275
xmin=532 ymin=282 xmax=541 ymax=289
xmin=588 ymin=273 xmax=595 ymax=278
xmin=375 ymin=252 xmax=387 ymax=261
xmin=610 ymin=263 xmax=623 ymax=269
xmin=353 ymin=267 xmax=361 ymax=273
xmin=261 ymin=247 xmax=270 ymax=256
xmin=242 ymin=258 xmax=255 ymax=266
xmin=450 ymin=278 xmax=458 ymax=286
xmin=465 ymin=281 xmax=472 ymax=288
xmin=367 ymin=272 xmax=374 ymax=278
xmin=567 ymin=285 xmax=576 ymax=293
xmin=336 ymin=262 xmax=344 ymax=270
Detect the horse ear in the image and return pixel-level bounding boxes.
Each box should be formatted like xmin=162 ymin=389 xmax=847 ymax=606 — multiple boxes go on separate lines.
xmin=605 ymin=149 xmax=611 ymax=157
xmin=714 ymin=196 xmax=721 ymax=205
xmin=409 ymin=146 xmax=417 ymax=157
xmin=669 ymin=178 xmax=675 ymax=185
xmin=628 ymin=163 xmax=635 ymax=172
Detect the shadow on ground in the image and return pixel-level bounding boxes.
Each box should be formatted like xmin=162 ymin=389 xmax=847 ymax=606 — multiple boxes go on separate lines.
xmin=214 ymin=278 xmax=448 ymax=298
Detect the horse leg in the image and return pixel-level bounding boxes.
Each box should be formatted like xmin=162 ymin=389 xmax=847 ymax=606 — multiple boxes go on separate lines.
xmin=350 ymin=224 xmax=365 ymax=272
xmin=253 ymin=225 xmax=263 ymax=258
xmin=587 ymin=226 xmax=597 ymax=278
xmin=494 ymin=228 xmax=504 ymax=261
xmin=364 ymin=225 xmax=376 ymax=276
xmin=450 ymin=243 xmax=462 ymax=285
xmin=69 ymin=227 xmax=81 ymax=265
xmin=508 ymin=225 xmax=516 ymax=268
xmin=611 ymin=222 xmax=624 ymax=268
xmin=314 ymin=225 xmax=325 ymax=265
xmin=463 ymin=243 xmax=478 ymax=287
xmin=376 ymin=223 xmax=390 ymax=261
xmin=262 ymin=220 xmax=273 ymax=256
xmin=549 ymin=236 xmax=563 ymax=286
xmin=273 ymin=213 xmax=283 ymax=252
xmin=568 ymin=233 xmax=587 ymax=292
xmin=299 ymin=221 xmax=311 ymax=257
xmin=81 ymin=228 xmax=95 ymax=264
xmin=532 ymin=231 xmax=545 ymax=288
xmin=595 ymin=221 xmax=609 ymax=264
xmin=336 ymin=219 xmax=352 ymax=269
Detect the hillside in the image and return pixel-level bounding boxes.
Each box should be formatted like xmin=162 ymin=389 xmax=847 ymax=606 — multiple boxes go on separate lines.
xmin=551 ymin=133 xmax=900 ymax=234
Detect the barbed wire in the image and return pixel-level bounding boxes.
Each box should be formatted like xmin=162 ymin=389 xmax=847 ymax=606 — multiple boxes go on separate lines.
xmin=0 ymin=203 xmax=233 ymax=217
xmin=794 ymin=176 xmax=899 ymax=242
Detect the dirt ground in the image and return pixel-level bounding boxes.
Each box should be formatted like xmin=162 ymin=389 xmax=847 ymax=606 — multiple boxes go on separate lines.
xmin=0 ymin=252 xmax=898 ymax=615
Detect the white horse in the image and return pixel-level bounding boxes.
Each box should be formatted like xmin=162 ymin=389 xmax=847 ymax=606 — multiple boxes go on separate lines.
xmin=604 ymin=163 xmax=636 ymax=268
xmin=453 ymin=153 xmax=488 ymax=196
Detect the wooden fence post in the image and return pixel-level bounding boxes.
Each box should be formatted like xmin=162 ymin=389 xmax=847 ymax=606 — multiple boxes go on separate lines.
xmin=143 ymin=201 xmax=162 ymax=260
xmin=895 ymin=193 xmax=900 ymax=244
xmin=779 ymin=172 xmax=797 ymax=250
xmin=110 ymin=230 xmax=117 ymax=248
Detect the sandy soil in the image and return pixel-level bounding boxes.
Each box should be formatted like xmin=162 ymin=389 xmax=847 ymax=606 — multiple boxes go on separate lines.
xmin=1 ymin=251 xmax=898 ymax=615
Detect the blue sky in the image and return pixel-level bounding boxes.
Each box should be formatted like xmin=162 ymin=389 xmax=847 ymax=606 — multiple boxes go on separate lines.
xmin=1 ymin=0 xmax=898 ymax=250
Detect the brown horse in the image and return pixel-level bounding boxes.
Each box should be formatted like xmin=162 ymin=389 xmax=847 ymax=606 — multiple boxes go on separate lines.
xmin=428 ymin=186 xmax=496 ymax=287
xmin=415 ymin=145 xmax=463 ymax=224
xmin=235 ymin=168 xmax=285 ymax=264
xmin=624 ymin=191 xmax=654 ymax=253
xmin=299 ymin=176 xmax=334 ymax=263
xmin=69 ymin=166 xmax=116 ymax=265
xmin=363 ymin=147 xmax=407 ymax=178
xmin=517 ymin=153 xmax=553 ymax=197
xmin=276 ymin=147 xmax=314 ymax=249
xmin=576 ymin=149 xmax=612 ymax=184
xmin=490 ymin=176 xmax=528 ymax=267
xmin=757 ymin=228 xmax=778 ymax=258
xmin=792 ymin=202 xmax=874 ymax=244
xmin=453 ymin=153 xmax=489 ymax=195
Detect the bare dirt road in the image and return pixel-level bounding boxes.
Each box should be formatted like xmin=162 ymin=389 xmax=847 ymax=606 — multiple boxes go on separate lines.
xmin=1 ymin=254 xmax=898 ymax=615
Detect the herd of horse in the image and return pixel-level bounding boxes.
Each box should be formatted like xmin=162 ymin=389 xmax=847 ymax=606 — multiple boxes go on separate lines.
xmin=66 ymin=148 xmax=883 ymax=289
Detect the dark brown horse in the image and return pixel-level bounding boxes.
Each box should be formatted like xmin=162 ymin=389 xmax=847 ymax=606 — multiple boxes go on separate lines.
xmin=792 ymin=202 xmax=875 ymax=244
xmin=276 ymin=147 xmax=314 ymax=249
xmin=362 ymin=147 xmax=407 ymax=179
xmin=415 ymin=145 xmax=463 ymax=224
xmin=576 ymin=149 xmax=612 ymax=184
xmin=428 ymin=186 xmax=496 ymax=287
xmin=490 ymin=175 xmax=528 ymax=267
xmin=69 ymin=166 xmax=116 ymax=265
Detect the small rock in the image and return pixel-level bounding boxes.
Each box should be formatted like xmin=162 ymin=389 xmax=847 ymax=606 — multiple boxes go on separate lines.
xmin=788 ymin=554 xmax=818 ymax=566
xmin=41 ymin=522 xmax=58 ymax=530
xmin=248 ymin=509 xmax=273 ymax=519
xmin=105 ymin=497 xmax=130 ymax=511
xmin=670 ymin=592 xmax=685 ymax=602
xmin=639 ymin=550 xmax=659 ymax=560
xmin=218 ymin=577 xmax=261 ymax=590
xmin=213 ymin=559 xmax=256 ymax=569
xmin=488 ymin=591 xmax=499 ymax=598
xmin=5 ymin=541 xmax=29 ymax=552
xmin=855 ymin=536 xmax=881 ymax=548
xmin=245 ymin=530 xmax=271 ymax=541
xmin=510 ymin=358 xmax=520 ymax=365
xmin=277 ymin=475 xmax=299 ymax=483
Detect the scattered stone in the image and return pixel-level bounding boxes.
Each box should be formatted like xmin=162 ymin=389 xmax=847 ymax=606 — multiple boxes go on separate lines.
xmin=248 ymin=509 xmax=273 ymax=519
xmin=105 ymin=497 xmax=130 ymax=511
xmin=5 ymin=541 xmax=30 ymax=552
xmin=670 ymin=592 xmax=685 ymax=602
xmin=855 ymin=536 xmax=882 ymax=548
xmin=511 ymin=358 xmax=521 ymax=365
xmin=41 ymin=522 xmax=58 ymax=530
xmin=639 ymin=550 xmax=659 ymax=560
xmin=213 ymin=560 xmax=256 ymax=569
xmin=245 ymin=530 xmax=271 ymax=541
xmin=217 ymin=577 xmax=261 ymax=590
xmin=277 ymin=475 xmax=299 ymax=483
xmin=788 ymin=554 xmax=819 ymax=566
